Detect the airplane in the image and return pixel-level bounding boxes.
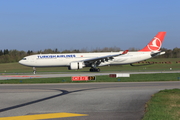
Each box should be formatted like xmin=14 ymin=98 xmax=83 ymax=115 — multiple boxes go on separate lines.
xmin=19 ymin=32 xmax=166 ymax=72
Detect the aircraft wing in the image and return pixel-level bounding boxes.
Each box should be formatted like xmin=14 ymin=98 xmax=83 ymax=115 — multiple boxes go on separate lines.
xmin=81 ymin=50 xmax=128 ymax=65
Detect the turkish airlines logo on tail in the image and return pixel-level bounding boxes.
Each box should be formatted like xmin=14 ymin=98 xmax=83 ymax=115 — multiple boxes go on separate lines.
xmin=147 ymin=37 xmax=162 ymax=51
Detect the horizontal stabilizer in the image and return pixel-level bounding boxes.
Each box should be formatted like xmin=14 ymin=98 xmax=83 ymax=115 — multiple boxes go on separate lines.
xmin=151 ymin=51 xmax=165 ymax=57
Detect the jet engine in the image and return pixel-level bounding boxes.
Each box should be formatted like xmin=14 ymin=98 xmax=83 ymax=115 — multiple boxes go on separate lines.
xmin=68 ymin=62 xmax=85 ymax=70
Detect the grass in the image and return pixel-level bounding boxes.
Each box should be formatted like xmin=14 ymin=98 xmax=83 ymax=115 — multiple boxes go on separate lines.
xmin=1 ymin=73 xmax=180 ymax=84
xmin=142 ymin=89 xmax=180 ymax=120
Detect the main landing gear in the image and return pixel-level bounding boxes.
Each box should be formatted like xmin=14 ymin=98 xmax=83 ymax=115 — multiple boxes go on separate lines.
xmin=89 ymin=68 xmax=100 ymax=72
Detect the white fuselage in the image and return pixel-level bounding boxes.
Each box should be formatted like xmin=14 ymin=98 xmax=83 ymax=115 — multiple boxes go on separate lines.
xmin=19 ymin=51 xmax=152 ymax=67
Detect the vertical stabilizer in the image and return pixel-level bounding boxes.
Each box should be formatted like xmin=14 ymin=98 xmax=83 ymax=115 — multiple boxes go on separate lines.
xmin=139 ymin=32 xmax=166 ymax=52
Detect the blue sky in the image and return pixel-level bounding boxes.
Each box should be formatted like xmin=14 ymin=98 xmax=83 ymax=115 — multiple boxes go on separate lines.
xmin=0 ymin=0 xmax=180 ymax=51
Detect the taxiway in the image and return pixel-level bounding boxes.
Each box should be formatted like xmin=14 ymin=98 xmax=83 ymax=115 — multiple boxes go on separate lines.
xmin=0 ymin=82 xmax=180 ymax=120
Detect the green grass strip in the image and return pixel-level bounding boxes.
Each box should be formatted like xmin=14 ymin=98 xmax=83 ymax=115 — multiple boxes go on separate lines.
xmin=143 ymin=89 xmax=180 ymax=120
xmin=1 ymin=73 xmax=180 ymax=84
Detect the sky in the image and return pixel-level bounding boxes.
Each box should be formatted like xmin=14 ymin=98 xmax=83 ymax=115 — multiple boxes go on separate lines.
xmin=0 ymin=0 xmax=180 ymax=52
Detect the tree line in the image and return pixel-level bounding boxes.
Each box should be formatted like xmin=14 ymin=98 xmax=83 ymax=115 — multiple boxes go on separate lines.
xmin=0 ymin=47 xmax=179 ymax=63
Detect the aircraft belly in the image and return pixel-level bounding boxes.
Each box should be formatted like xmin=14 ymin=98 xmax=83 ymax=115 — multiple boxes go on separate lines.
xmin=124 ymin=54 xmax=152 ymax=64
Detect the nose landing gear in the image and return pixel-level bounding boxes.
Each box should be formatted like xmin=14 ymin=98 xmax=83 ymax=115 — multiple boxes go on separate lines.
xmin=33 ymin=67 xmax=36 ymax=74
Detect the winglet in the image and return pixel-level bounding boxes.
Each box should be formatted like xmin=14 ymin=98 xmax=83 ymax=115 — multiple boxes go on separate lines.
xmin=122 ymin=50 xmax=129 ymax=54
xmin=139 ymin=32 xmax=166 ymax=52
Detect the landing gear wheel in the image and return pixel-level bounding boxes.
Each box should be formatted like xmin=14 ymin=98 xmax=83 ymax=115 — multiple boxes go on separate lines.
xmin=89 ymin=68 xmax=100 ymax=72
xmin=90 ymin=68 xmax=93 ymax=72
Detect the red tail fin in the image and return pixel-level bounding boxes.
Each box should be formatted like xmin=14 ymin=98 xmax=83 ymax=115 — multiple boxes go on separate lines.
xmin=138 ymin=32 xmax=166 ymax=52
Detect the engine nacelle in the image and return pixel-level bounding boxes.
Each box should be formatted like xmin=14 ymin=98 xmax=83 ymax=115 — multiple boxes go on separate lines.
xmin=68 ymin=62 xmax=85 ymax=70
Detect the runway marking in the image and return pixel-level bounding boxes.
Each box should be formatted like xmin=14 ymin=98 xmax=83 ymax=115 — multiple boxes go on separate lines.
xmin=2 ymin=75 xmax=40 ymax=78
xmin=0 ymin=112 xmax=88 ymax=120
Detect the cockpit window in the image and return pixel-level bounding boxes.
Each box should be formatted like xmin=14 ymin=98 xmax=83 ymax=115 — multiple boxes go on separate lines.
xmin=22 ymin=58 xmax=27 ymax=60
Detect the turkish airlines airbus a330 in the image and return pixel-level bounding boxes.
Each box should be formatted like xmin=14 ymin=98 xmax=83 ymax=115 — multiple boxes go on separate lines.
xmin=19 ymin=32 xmax=166 ymax=72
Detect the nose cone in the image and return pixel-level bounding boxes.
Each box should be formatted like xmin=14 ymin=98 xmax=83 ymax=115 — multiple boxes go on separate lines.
xmin=18 ymin=60 xmax=24 ymax=65
xmin=19 ymin=57 xmax=34 ymax=67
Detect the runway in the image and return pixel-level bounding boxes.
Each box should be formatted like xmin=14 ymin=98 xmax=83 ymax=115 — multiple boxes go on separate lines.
xmin=0 ymin=82 xmax=180 ymax=120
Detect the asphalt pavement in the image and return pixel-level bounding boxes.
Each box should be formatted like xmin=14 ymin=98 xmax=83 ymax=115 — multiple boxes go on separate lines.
xmin=0 ymin=82 xmax=180 ymax=120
